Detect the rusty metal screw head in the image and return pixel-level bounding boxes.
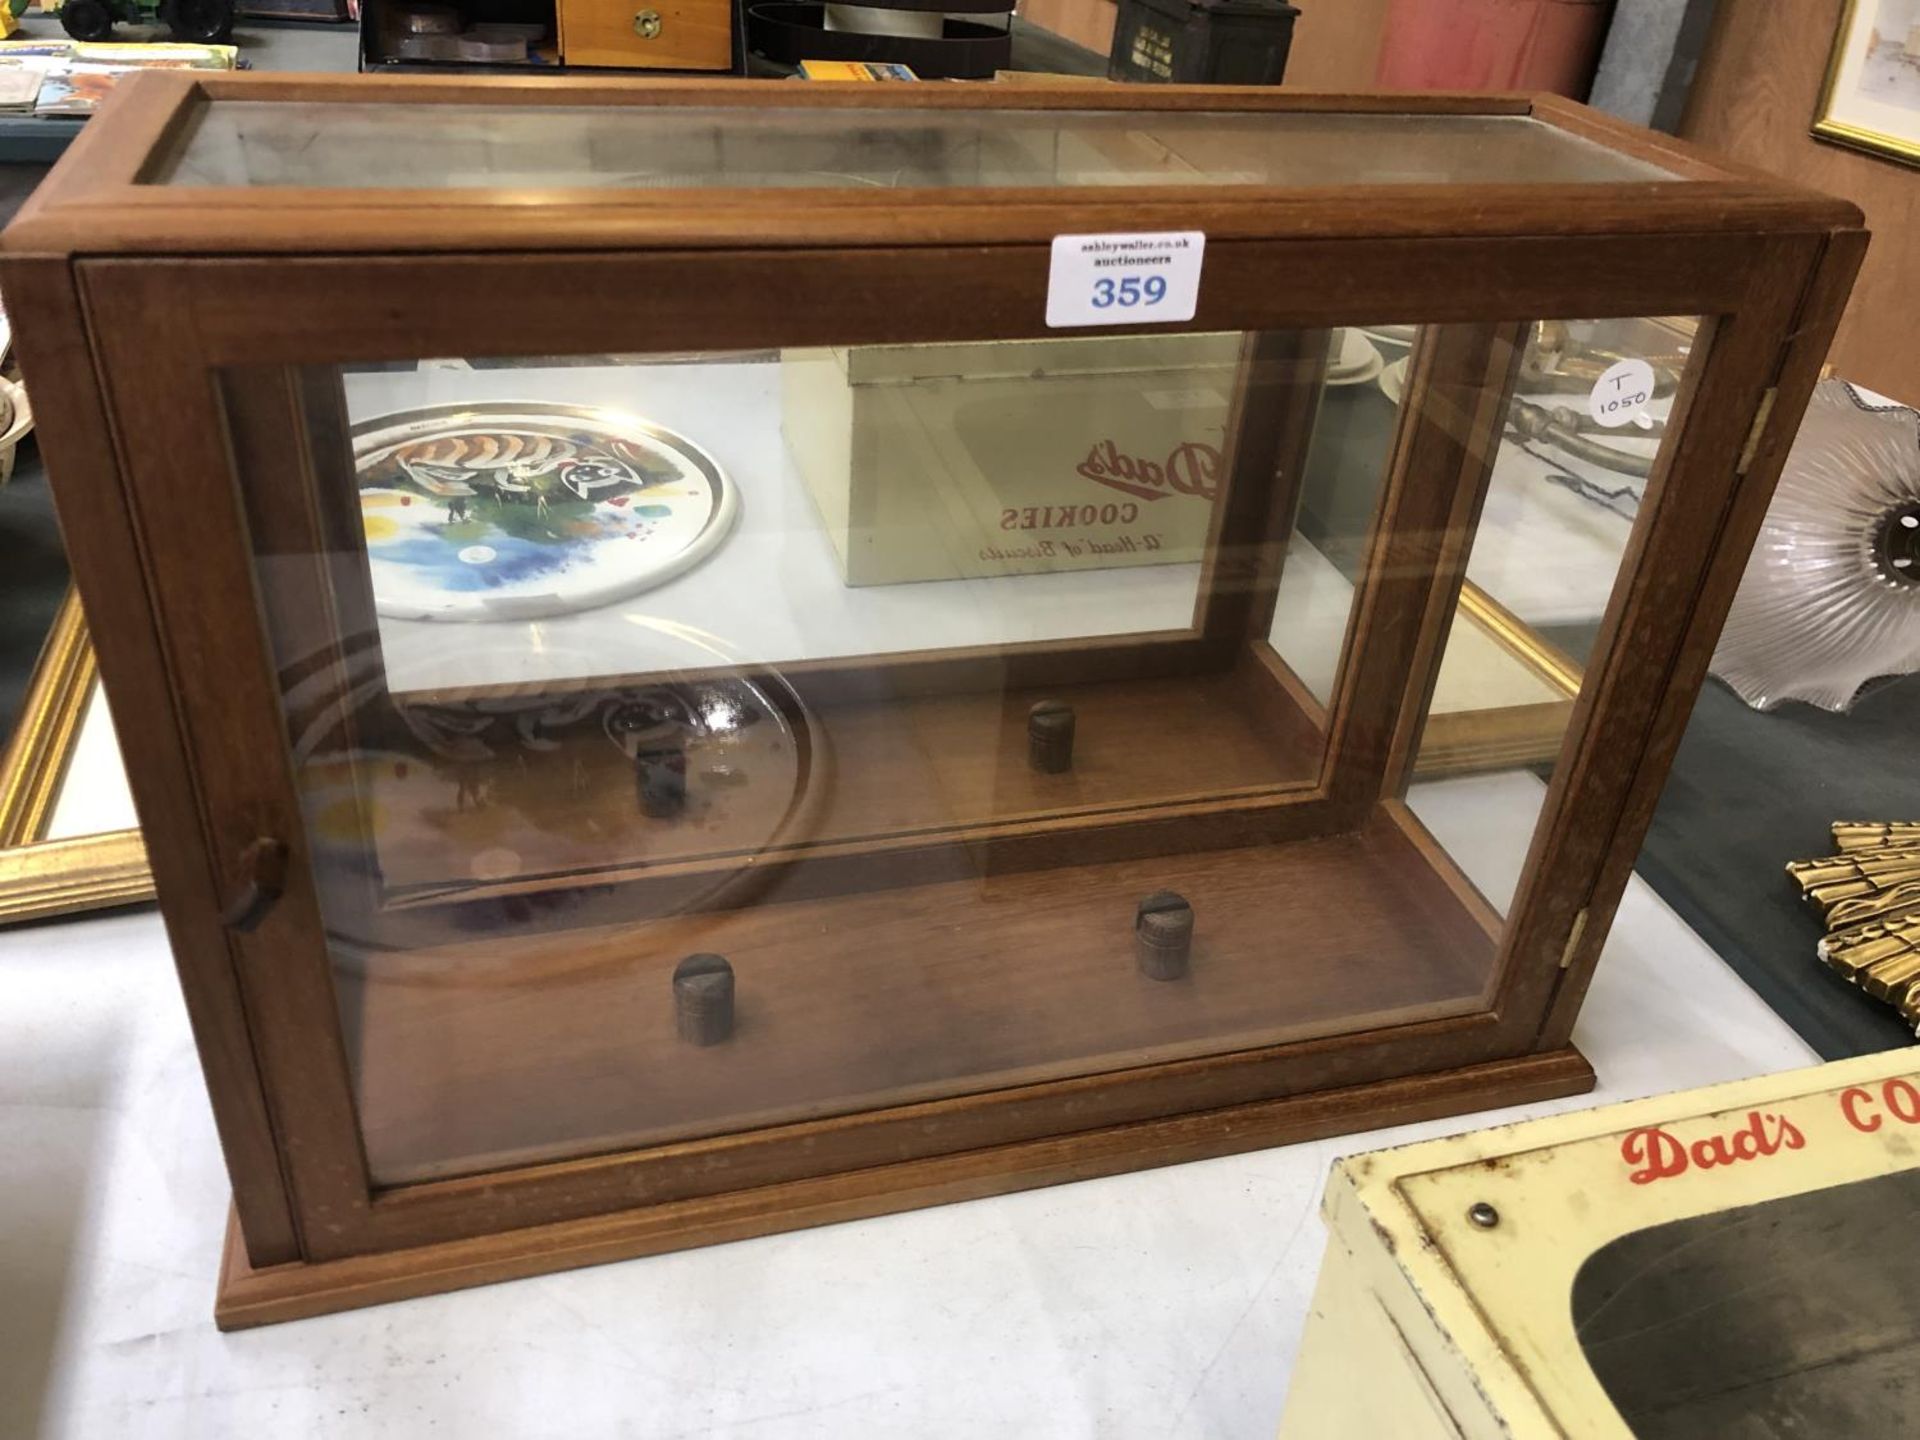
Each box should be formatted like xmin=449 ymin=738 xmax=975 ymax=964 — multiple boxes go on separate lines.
xmin=1028 ymin=700 xmax=1076 ymax=774
xmin=673 ymin=953 xmax=734 ymax=1045
xmin=1135 ymin=890 xmax=1193 ymax=981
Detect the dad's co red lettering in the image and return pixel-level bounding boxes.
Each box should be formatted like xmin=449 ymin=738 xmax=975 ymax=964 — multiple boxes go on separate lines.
xmin=1838 ymin=1076 xmax=1920 ymax=1132
xmin=1619 ymin=1110 xmax=1805 ymax=1185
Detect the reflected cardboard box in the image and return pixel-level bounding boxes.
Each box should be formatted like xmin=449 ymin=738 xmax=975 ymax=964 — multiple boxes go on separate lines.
xmin=782 ymin=332 xmax=1244 ymax=585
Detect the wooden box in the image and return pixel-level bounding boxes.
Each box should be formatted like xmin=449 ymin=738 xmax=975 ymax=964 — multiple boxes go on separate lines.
xmin=557 ymin=0 xmax=732 ymax=70
xmin=0 ymin=74 xmax=1862 ymax=1327
xmin=1282 ymin=1048 xmax=1920 ymax=1438
xmin=1106 ymin=0 xmax=1298 ymax=86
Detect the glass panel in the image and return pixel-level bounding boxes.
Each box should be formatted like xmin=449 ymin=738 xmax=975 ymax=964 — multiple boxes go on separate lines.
xmin=349 ymin=345 xmax=1222 ymax=688
xmin=225 ymin=320 xmax=1674 ymax=1187
xmin=153 ymin=103 xmax=1672 ymax=190
xmin=1573 ymin=1172 xmax=1920 ymax=1437
xmin=1267 ymin=324 xmax=1410 ymax=707
xmin=1405 ymin=316 xmax=1702 ymax=915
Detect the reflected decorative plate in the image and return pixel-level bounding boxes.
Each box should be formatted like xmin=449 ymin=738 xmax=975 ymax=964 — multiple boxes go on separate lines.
xmin=353 ymin=402 xmax=738 ymax=621
xmin=299 ymin=633 xmax=829 ymax=985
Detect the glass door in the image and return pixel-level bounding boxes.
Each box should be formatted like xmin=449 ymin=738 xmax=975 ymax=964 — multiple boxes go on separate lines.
xmin=74 ymin=211 xmax=1792 ymax=1259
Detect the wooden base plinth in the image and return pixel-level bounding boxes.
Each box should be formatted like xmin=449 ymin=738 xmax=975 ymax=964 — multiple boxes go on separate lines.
xmin=213 ymin=1045 xmax=1593 ymax=1330
xmin=346 ymin=807 xmax=1501 ymax=1184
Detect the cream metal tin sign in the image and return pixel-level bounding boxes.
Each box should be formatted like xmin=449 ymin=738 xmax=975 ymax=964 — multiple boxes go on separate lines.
xmin=1316 ymin=1050 xmax=1920 ymax=1438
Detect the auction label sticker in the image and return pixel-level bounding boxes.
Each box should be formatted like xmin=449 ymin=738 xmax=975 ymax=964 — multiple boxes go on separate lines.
xmin=1588 ymin=357 xmax=1657 ymax=429
xmin=1046 ymin=231 xmax=1205 ymax=328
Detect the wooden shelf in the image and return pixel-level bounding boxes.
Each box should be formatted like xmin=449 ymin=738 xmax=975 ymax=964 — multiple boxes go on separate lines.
xmin=343 ymin=802 xmax=1499 ymax=1185
xmin=325 ymin=656 xmax=1328 ymax=918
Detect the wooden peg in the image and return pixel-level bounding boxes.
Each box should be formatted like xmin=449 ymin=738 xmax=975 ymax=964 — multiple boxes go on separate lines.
xmin=1028 ymin=700 xmax=1076 ymax=774
xmin=673 ymin=953 xmax=734 ymax=1045
xmin=1135 ymin=890 xmax=1193 ymax=981
xmin=636 ymin=742 xmax=687 ymax=818
xmin=607 ymin=699 xmax=688 ymax=818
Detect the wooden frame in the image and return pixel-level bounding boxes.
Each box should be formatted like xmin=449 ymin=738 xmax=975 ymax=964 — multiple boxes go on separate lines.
xmin=0 ymin=74 xmax=1865 ymax=1327
xmin=0 ymin=588 xmax=92 ymax=850
xmin=1814 ymin=0 xmax=1920 ymax=170
xmin=0 ymin=589 xmax=154 ymax=925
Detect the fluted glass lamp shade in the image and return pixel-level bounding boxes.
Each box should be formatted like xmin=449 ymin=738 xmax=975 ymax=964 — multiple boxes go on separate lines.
xmin=1711 ymin=381 xmax=1920 ymax=712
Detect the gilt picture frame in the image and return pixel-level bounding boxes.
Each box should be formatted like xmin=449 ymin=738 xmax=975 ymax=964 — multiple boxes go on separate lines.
xmin=1815 ymin=0 xmax=1920 ymax=168
xmin=0 ymin=590 xmax=153 ymax=925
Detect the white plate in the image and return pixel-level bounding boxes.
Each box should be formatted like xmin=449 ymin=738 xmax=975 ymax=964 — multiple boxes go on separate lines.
xmin=354 ymin=402 xmax=738 ymax=622
xmin=1326 ymin=329 xmax=1385 ymax=388
xmin=1358 ymin=324 xmax=1418 ymax=349
xmin=1378 ymin=356 xmax=1410 ymax=408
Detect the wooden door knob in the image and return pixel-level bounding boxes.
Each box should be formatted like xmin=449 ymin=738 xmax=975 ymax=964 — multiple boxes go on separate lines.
xmin=222 ymin=836 xmax=289 ymax=933
xmin=633 ymin=8 xmax=662 ymax=37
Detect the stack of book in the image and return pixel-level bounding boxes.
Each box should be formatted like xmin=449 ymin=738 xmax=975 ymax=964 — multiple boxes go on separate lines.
xmin=0 ymin=38 xmax=236 ymax=118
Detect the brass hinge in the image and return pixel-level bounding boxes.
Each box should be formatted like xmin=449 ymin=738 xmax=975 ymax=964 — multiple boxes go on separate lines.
xmin=1735 ymin=388 xmax=1778 ymax=476
xmin=1559 ymin=908 xmax=1590 ymax=970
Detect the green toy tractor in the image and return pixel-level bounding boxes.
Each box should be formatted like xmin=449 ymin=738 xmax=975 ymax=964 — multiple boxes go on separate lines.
xmin=55 ymin=0 xmax=234 ymax=43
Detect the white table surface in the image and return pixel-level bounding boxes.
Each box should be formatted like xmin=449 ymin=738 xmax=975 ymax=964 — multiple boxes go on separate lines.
xmin=2 ymin=768 xmax=1819 ymax=1440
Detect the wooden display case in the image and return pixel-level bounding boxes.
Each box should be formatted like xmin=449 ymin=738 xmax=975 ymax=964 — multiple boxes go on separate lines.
xmin=0 ymin=73 xmax=1863 ymax=1327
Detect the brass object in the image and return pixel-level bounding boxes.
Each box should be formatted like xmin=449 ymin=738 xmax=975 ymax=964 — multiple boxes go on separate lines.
xmin=1862 ymin=949 xmax=1920 ymax=1004
xmin=1798 ymin=822 xmax=1920 ymax=1032
xmin=1508 ymin=398 xmax=1654 ymax=478
xmin=633 ymin=8 xmax=661 ymax=37
xmin=1822 ymin=916 xmax=1920 ymax=982
xmin=1788 ymin=849 xmax=1920 ymax=917
xmin=1789 ymin=849 xmax=1920 ymax=887
xmin=1825 ymin=879 xmax=1920 ymax=931
xmin=1831 ymin=821 xmax=1920 ymax=852
xmin=1506 ymin=321 xmax=1681 ymax=484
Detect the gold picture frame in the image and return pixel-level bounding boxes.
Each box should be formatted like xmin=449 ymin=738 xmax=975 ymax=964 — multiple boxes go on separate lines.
xmin=0 ymin=588 xmax=153 ymax=926
xmin=1815 ymin=0 xmax=1920 ymax=168
xmin=1420 ymin=584 xmax=1581 ymax=778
